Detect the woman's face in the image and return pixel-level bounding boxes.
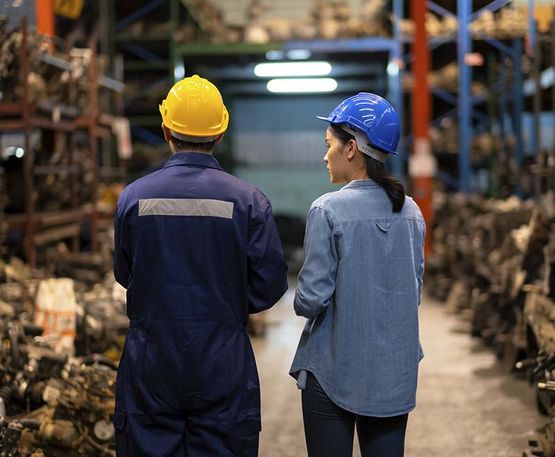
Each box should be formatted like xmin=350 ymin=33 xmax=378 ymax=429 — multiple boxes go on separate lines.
xmin=324 ymin=127 xmax=350 ymax=184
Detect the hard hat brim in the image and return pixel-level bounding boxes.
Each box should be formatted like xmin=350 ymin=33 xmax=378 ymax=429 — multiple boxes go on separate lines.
xmin=316 ymin=115 xmax=399 ymax=156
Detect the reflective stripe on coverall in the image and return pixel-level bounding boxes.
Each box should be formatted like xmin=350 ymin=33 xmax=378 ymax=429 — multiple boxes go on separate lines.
xmin=113 ymin=152 xmax=288 ymax=457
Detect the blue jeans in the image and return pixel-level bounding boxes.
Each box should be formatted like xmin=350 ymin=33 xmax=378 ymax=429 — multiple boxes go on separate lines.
xmin=302 ymin=373 xmax=409 ymax=457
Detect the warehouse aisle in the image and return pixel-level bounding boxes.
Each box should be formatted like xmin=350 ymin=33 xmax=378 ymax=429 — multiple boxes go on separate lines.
xmin=252 ymin=285 xmax=545 ymax=457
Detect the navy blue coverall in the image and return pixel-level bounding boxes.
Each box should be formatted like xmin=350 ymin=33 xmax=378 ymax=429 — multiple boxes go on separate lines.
xmin=113 ymin=152 xmax=288 ymax=457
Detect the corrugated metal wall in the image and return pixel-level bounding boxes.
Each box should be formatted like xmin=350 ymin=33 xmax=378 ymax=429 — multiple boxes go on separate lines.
xmin=233 ymin=96 xmax=345 ymax=165
xmin=232 ymin=95 xmax=345 ymax=217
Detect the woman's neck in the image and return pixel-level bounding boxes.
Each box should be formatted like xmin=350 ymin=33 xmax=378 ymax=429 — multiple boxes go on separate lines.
xmin=348 ymin=166 xmax=369 ymax=182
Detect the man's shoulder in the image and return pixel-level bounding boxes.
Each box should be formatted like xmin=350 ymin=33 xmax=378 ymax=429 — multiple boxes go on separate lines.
xmin=216 ymin=169 xmax=259 ymax=192
xmin=213 ymin=171 xmax=270 ymax=206
xmin=117 ymin=169 xmax=166 ymax=210
xmin=122 ymin=168 xmax=165 ymax=193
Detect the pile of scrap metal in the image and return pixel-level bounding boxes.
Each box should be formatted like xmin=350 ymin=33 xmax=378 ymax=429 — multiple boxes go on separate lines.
xmin=0 ymin=332 xmax=117 ymax=456
xmin=0 ymin=18 xmax=95 ymax=107
xmin=171 ymin=0 xmax=390 ymax=44
xmin=522 ymin=224 xmax=555 ymax=457
xmin=43 ymin=230 xmax=115 ymax=286
xmin=399 ymin=11 xmax=457 ymax=39
xmin=2 ymin=132 xmax=97 ymax=216
xmin=0 ymin=170 xmax=6 ymax=258
xmin=1 ymin=256 xmax=128 ymax=358
xmin=400 ymin=5 xmax=528 ymax=40
xmin=469 ymin=6 xmax=528 ymax=39
xmin=0 ymin=20 xmax=100 ymax=217
xmin=0 ymin=258 xmax=128 ymax=455
xmin=427 ymin=188 xmax=555 ymax=456
xmin=243 ymin=0 xmax=389 ymax=43
xmin=427 ymin=193 xmax=531 ymax=304
xmin=403 ymin=62 xmax=487 ymax=96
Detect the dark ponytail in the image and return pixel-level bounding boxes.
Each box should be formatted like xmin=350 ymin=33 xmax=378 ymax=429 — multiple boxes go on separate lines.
xmin=329 ymin=124 xmax=406 ymax=213
xmin=365 ymin=156 xmax=405 ymax=213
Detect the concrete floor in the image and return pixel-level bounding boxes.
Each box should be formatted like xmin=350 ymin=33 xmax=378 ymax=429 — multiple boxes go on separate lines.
xmin=252 ymin=286 xmax=546 ymax=457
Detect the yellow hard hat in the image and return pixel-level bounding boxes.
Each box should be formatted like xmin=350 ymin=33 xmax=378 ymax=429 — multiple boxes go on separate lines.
xmin=159 ymin=75 xmax=229 ymax=139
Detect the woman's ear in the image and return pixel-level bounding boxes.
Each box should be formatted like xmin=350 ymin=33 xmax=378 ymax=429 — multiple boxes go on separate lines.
xmin=345 ymin=139 xmax=357 ymax=161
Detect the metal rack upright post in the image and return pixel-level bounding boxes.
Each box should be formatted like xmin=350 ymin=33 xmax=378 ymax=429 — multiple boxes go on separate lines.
xmin=457 ymin=0 xmax=530 ymax=193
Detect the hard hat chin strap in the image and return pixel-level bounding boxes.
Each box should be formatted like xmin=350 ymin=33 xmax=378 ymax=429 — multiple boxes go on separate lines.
xmin=170 ymin=129 xmax=218 ymax=143
xmin=339 ymin=125 xmax=388 ymax=163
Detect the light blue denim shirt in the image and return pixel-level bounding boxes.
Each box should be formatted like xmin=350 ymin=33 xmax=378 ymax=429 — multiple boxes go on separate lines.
xmin=289 ymin=179 xmax=425 ymax=417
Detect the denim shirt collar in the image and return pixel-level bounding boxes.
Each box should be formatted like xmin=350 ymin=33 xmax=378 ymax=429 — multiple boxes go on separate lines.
xmin=163 ymin=152 xmax=223 ymax=171
xmin=341 ymin=179 xmax=380 ymax=190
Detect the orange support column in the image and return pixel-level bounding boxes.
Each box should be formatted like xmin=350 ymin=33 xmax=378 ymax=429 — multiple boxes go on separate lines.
xmin=35 ymin=0 xmax=55 ymax=38
xmin=409 ymin=0 xmax=436 ymax=255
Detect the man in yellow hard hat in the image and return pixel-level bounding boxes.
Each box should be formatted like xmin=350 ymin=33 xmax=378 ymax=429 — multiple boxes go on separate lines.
xmin=113 ymin=75 xmax=288 ymax=456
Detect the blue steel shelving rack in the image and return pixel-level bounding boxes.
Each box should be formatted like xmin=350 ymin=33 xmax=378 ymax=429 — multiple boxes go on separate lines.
xmin=401 ymin=1 xmax=530 ymax=193
xmin=110 ymin=0 xmax=182 ymax=146
xmin=111 ymin=0 xmax=537 ymax=191
xmin=279 ymin=0 xmax=406 ymax=179
xmin=455 ymin=0 xmax=531 ymax=192
xmin=282 ymin=0 xmax=541 ymax=192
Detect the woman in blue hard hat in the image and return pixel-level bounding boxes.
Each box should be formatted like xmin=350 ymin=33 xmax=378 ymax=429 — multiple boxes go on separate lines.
xmin=290 ymin=93 xmax=425 ymax=457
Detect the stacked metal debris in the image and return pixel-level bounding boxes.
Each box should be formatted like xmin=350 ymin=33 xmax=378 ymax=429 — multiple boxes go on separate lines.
xmin=0 ymin=22 xmax=99 ymax=217
xmin=173 ymin=0 xmax=391 ymax=44
xmin=399 ymin=11 xmax=457 ymax=39
xmin=470 ymin=7 xmax=528 ymax=39
xmin=400 ymin=6 xmax=529 ymax=40
xmin=0 ymin=19 xmax=92 ymax=107
xmin=0 ymin=169 xmax=6 ymax=258
xmin=0 ymin=324 xmax=117 ymax=456
xmin=403 ymin=62 xmax=487 ymax=96
xmin=428 ymin=178 xmax=555 ymax=455
xmin=179 ymin=0 xmax=242 ymax=43
xmin=0 ymin=256 xmax=126 ymax=455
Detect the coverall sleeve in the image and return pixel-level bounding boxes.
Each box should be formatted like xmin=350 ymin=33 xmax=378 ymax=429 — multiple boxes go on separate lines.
xmin=294 ymin=206 xmax=337 ymax=319
xmin=247 ymin=202 xmax=288 ymax=314
xmin=113 ymin=196 xmax=132 ymax=289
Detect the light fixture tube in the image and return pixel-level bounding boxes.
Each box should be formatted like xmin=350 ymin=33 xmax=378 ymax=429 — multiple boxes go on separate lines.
xmin=255 ymin=61 xmax=332 ymax=77
xmin=266 ymin=78 xmax=337 ymax=93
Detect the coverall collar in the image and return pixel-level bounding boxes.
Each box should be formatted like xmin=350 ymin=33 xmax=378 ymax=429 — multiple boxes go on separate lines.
xmin=164 ymin=152 xmax=223 ymax=170
xmin=341 ymin=179 xmax=380 ymax=190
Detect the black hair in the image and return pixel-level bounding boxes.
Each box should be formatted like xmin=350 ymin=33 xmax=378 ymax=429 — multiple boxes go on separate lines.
xmin=329 ymin=124 xmax=405 ymax=213
xmin=170 ymin=135 xmax=216 ymax=153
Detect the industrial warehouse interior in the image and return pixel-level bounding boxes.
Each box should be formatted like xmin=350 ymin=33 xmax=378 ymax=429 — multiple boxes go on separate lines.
xmin=0 ymin=0 xmax=554 ymax=456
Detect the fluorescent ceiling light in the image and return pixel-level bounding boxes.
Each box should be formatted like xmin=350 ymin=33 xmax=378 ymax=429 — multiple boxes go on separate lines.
xmin=265 ymin=50 xmax=284 ymax=60
xmin=267 ymin=78 xmax=337 ymax=93
xmin=255 ymin=61 xmax=332 ymax=77
xmin=286 ymin=49 xmax=312 ymax=60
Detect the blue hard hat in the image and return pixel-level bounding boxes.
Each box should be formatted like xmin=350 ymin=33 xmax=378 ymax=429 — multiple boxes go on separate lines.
xmin=317 ymin=92 xmax=400 ymax=155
